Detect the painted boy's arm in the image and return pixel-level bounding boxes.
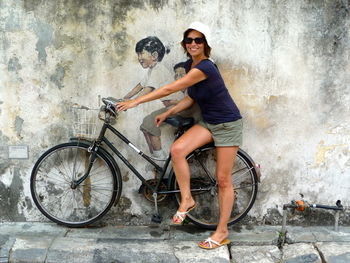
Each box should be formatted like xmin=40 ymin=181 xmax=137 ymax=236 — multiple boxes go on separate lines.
xmin=123 ymin=83 xmax=143 ymax=99
xmin=136 ymin=86 xmax=154 ymax=97
xmin=117 ymin=68 xmax=205 ymax=111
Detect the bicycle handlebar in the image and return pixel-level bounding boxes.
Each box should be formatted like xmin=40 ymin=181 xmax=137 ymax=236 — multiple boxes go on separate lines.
xmin=101 ymin=97 xmax=123 ymax=119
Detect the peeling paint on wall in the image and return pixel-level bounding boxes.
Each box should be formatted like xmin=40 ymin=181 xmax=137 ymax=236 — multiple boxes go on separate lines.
xmin=8 ymin=56 xmax=22 ymax=72
xmin=0 ymin=168 xmax=26 ymax=221
xmin=31 ymin=20 xmax=53 ymax=63
xmin=14 ymin=116 xmax=24 ymax=138
xmin=50 ymin=64 xmax=66 ymax=89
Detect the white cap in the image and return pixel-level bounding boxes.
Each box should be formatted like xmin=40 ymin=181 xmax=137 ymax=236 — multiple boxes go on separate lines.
xmin=186 ymin=21 xmax=212 ymax=48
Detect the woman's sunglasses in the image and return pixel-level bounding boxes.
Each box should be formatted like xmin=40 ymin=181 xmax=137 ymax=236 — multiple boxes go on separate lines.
xmin=183 ymin=37 xmax=205 ymax=44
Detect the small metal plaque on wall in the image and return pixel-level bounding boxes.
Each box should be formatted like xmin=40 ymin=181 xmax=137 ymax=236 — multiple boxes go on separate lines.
xmin=8 ymin=145 xmax=29 ymax=159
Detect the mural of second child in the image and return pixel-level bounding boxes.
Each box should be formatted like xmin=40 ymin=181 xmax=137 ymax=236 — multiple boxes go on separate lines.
xmin=140 ymin=61 xmax=201 ymax=164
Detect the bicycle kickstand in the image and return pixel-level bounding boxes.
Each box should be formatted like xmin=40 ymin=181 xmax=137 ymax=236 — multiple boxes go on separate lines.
xmin=151 ymin=193 xmax=162 ymax=223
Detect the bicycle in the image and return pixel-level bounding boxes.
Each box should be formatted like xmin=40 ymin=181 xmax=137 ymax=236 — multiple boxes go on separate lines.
xmin=30 ymin=97 xmax=261 ymax=229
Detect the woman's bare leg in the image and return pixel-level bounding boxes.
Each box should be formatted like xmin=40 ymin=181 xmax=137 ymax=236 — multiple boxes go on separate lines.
xmin=170 ymin=125 xmax=213 ymax=217
xmin=205 ymin=146 xmax=238 ymax=244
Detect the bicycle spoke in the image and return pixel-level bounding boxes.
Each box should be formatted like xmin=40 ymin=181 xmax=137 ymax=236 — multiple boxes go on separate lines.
xmin=233 ymin=167 xmax=254 ymax=180
xmin=75 ymin=187 xmax=110 ymax=210
xmin=55 ymin=151 xmax=73 ymax=182
xmin=89 ymin=168 xmax=114 ymax=178
xmin=43 ymin=189 xmax=71 ymax=215
xmin=88 ymin=188 xmax=113 ymax=198
xmin=41 ymin=173 xmax=71 ymax=185
xmin=82 ymin=185 xmax=114 ymax=192
xmin=71 ymin=147 xmax=82 ymax=181
xmin=234 ymin=184 xmax=255 ymax=190
xmin=38 ymin=166 xmax=71 ymax=184
xmin=80 ymin=183 xmax=114 ymax=197
xmin=35 ymin=182 xmax=69 ymax=189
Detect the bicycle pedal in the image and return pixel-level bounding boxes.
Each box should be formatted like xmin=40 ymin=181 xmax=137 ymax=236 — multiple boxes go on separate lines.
xmin=151 ymin=214 xmax=162 ymax=223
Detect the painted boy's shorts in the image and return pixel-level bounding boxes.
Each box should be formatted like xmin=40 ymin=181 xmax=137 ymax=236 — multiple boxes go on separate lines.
xmin=140 ymin=108 xmax=167 ymax=136
xmin=198 ymin=118 xmax=243 ymax=147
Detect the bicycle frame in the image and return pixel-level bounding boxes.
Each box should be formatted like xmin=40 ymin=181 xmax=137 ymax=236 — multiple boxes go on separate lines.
xmin=73 ymin=121 xmax=182 ymax=196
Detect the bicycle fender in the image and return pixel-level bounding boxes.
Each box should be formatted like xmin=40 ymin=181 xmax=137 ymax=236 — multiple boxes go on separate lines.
xmin=238 ymin=148 xmax=261 ymax=183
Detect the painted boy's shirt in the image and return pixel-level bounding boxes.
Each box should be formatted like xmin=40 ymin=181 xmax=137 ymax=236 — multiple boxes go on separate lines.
xmin=140 ymin=64 xmax=183 ymax=102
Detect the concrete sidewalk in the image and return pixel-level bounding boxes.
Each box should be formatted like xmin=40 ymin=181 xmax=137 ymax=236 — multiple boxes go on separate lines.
xmin=0 ymin=222 xmax=350 ymax=263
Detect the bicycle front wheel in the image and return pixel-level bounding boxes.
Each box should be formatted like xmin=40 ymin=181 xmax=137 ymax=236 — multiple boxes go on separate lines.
xmin=171 ymin=146 xmax=258 ymax=229
xmin=30 ymin=142 xmax=121 ymax=227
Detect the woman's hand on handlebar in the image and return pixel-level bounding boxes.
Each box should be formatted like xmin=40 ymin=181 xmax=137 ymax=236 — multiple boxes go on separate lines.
xmin=155 ymin=112 xmax=168 ymax=127
xmin=116 ymin=99 xmax=139 ymax=112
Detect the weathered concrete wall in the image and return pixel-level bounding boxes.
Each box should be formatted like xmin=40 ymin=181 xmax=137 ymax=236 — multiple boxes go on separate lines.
xmin=0 ymin=0 xmax=349 ymax=225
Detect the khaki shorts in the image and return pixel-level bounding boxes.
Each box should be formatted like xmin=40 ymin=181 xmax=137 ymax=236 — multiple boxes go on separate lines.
xmin=198 ymin=118 xmax=243 ymax=147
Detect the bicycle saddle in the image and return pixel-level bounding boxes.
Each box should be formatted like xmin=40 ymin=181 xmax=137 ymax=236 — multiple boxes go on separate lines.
xmin=165 ymin=116 xmax=194 ymax=129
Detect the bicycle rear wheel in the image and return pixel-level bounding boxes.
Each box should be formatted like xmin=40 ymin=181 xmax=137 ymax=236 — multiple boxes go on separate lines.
xmin=30 ymin=142 xmax=121 ymax=227
xmin=171 ymin=145 xmax=258 ymax=229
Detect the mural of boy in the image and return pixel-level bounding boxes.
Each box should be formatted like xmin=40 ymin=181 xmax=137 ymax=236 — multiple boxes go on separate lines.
xmin=123 ymin=36 xmax=173 ymax=99
xmin=122 ymin=36 xmax=183 ymax=160
xmin=140 ymin=62 xmax=188 ymax=160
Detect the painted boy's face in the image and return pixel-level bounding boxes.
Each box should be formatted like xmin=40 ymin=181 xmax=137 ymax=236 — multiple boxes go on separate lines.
xmin=137 ymin=50 xmax=157 ymax=69
xmin=174 ymin=67 xmax=186 ymax=80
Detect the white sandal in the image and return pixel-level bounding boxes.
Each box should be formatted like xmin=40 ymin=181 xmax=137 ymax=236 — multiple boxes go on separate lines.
xmin=172 ymin=211 xmax=188 ymax=225
xmin=172 ymin=203 xmax=197 ymax=225
xmin=198 ymin=237 xmax=231 ymax=250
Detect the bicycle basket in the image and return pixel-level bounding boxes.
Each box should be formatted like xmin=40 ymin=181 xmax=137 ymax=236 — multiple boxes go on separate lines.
xmin=71 ymin=105 xmax=102 ymax=140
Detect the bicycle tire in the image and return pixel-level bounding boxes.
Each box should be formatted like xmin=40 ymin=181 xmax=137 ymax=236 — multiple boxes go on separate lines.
xmin=30 ymin=142 xmax=122 ymax=227
xmin=169 ymin=145 xmax=258 ymax=230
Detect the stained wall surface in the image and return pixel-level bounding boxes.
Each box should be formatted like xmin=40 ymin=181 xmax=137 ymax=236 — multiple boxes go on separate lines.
xmin=0 ymin=0 xmax=349 ymax=224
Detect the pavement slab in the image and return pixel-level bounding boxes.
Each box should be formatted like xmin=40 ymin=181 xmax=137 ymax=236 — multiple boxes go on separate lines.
xmin=315 ymin=242 xmax=350 ymax=263
xmin=172 ymin=241 xmax=230 ymax=263
xmin=230 ymin=245 xmax=281 ymax=263
xmin=0 ymin=237 xmax=15 ymax=263
xmin=0 ymin=222 xmax=68 ymax=238
xmin=66 ymin=225 xmax=171 ymax=240
xmin=228 ymin=226 xmax=280 ymax=246
xmin=285 ymin=226 xmax=350 ymax=243
xmin=47 ymin=238 xmax=178 ymax=263
xmin=282 ymin=243 xmax=322 ymax=263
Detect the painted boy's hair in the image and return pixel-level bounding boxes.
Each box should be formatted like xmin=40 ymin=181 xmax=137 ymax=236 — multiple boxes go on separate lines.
xmin=135 ymin=36 xmax=168 ymax=62
xmin=173 ymin=62 xmax=186 ymax=71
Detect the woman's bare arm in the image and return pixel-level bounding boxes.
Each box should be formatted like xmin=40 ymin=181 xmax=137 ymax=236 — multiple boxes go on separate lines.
xmin=155 ymin=96 xmax=194 ymax=127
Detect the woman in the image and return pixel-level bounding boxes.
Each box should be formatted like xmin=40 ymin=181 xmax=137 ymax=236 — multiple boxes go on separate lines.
xmin=117 ymin=21 xmax=243 ymax=250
